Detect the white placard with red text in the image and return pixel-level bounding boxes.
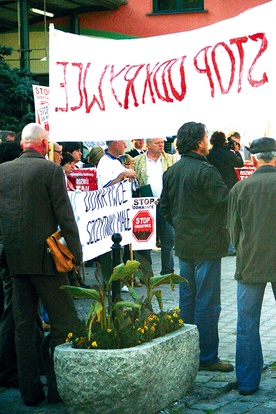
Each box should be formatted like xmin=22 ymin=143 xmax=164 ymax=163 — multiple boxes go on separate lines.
xmin=32 ymin=85 xmax=50 ymax=133
xmin=49 ymin=2 xmax=276 ymax=141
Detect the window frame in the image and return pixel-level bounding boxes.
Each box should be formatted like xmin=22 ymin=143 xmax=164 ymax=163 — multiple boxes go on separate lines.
xmin=152 ymin=0 xmax=205 ymax=14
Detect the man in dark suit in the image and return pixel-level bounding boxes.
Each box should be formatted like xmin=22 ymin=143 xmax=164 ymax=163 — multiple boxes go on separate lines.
xmin=0 ymin=123 xmax=82 ymax=407
xmin=126 ymin=138 xmax=145 ymax=157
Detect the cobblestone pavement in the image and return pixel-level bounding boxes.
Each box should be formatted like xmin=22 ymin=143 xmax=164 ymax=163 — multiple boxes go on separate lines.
xmin=1 ymin=250 xmax=276 ymax=413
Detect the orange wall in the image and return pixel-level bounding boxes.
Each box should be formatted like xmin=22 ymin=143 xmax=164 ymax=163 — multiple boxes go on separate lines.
xmin=77 ymin=0 xmax=271 ymax=38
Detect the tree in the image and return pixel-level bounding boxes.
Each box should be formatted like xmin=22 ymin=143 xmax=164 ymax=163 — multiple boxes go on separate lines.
xmin=0 ymin=45 xmax=36 ymax=133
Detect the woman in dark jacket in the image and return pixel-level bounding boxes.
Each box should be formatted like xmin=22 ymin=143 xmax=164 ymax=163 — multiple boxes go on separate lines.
xmin=207 ymin=130 xmax=244 ymax=256
xmin=207 ymin=130 xmax=244 ymax=190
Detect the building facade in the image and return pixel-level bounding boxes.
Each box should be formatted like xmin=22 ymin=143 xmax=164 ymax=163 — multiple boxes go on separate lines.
xmin=0 ymin=0 xmax=270 ymax=81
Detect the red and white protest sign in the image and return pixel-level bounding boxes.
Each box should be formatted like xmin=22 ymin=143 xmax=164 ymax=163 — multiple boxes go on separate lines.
xmin=69 ymin=168 xmax=98 ymax=191
xmin=131 ymin=198 xmax=157 ymax=251
xmin=133 ymin=210 xmax=154 ymax=243
xmin=235 ymin=163 xmax=256 ymax=181
xmin=32 ymin=85 xmax=50 ymax=133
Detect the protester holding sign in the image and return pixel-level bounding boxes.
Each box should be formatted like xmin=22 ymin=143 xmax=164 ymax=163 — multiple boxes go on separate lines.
xmin=96 ymin=140 xmax=136 ymax=189
xmin=134 ymin=138 xmax=175 ymax=275
xmin=93 ymin=140 xmax=136 ymax=292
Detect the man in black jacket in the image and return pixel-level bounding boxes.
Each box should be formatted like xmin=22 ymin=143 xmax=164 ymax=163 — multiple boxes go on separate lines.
xmin=160 ymin=121 xmax=233 ymax=372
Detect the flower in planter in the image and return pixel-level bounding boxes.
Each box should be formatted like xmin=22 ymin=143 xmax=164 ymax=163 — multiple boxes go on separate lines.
xmin=61 ymin=256 xmax=187 ymax=350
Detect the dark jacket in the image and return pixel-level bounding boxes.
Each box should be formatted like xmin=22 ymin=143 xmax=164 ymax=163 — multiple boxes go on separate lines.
xmin=160 ymin=152 xmax=229 ymax=261
xmin=207 ymin=145 xmax=244 ymax=189
xmin=126 ymin=148 xmax=140 ymax=158
xmin=228 ymin=165 xmax=276 ymax=283
xmin=126 ymin=148 xmax=144 ymax=158
xmin=0 ymin=149 xmax=82 ymax=275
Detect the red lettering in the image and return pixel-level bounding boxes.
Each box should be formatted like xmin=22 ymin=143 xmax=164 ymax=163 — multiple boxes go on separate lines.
xmin=110 ymin=65 xmax=130 ymax=107
xmin=193 ymin=46 xmax=215 ymax=97
xmin=70 ymin=63 xmax=83 ymax=111
xmin=153 ymin=60 xmax=175 ymax=102
xmin=83 ymin=63 xmax=108 ymax=113
xmin=211 ymin=42 xmax=235 ymax=94
xmin=142 ymin=62 xmax=160 ymax=104
xmin=247 ymin=33 xmax=268 ymax=87
xmin=230 ymin=36 xmax=248 ymax=92
xmin=55 ymin=62 xmax=69 ymax=112
xmin=167 ymin=56 xmax=187 ymax=101
xmin=35 ymin=86 xmax=49 ymax=95
xmin=53 ymin=31 xmax=269 ymax=114
xmin=123 ymin=64 xmax=145 ymax=109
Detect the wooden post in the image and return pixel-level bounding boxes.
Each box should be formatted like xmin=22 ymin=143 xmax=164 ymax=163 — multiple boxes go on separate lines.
xmin=129 ymin=244 xmax=134 ymax=287
xmin=48 ymin=142 xmax=54 ymax=161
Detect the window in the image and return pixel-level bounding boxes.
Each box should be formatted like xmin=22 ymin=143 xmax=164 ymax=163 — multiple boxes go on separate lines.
xmin=153 ymin=0 xmax=204 ymax=13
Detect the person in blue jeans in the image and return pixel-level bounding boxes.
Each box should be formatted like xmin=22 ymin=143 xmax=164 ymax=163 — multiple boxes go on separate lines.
xmin=228 ymin=137 xmax=276 ymax=395
xmin=161 ymin=121 xmax=233 ymax=372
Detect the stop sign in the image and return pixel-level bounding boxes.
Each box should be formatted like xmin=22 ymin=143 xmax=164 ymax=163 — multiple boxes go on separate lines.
xmin=132 ymin=210 xmax=154 ymax=242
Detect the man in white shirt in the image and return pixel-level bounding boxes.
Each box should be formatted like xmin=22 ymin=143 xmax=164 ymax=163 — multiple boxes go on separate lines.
xmin=96 ymin=140 xmax=136 ymax=293
xmin=97 ymin=140 xmax=136 ymax=188
xmin=134 ymin=138 xmax=175 ymax=275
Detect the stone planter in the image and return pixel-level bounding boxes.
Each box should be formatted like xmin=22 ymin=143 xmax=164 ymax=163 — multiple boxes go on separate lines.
xmin=54 ymin=324 xmax=199 ymax=414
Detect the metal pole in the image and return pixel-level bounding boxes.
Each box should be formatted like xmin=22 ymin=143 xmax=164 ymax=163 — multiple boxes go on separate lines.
xmin=18 ymin=0 xmax=30 ymax=71
xmin=111 ymin=233 xmax=122 ymax=302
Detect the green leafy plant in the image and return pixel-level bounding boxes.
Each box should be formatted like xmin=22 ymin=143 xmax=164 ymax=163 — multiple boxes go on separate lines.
xmin=61 ymin=254 xmax=187 ymax=350
xmin=0 ymin=45 xmax=36 ymax=131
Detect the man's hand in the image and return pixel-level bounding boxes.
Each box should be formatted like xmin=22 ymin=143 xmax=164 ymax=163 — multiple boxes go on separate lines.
xmin=124 ymin=168 xmax=137 ymax=179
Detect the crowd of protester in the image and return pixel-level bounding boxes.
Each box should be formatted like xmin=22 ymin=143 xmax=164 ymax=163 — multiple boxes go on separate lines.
xmin=0 ymin=122 xmax=274 ymax=405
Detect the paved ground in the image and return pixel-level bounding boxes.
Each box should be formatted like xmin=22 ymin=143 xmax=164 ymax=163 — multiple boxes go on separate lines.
xmin=1 ymin=249 xmax=276 ymax=413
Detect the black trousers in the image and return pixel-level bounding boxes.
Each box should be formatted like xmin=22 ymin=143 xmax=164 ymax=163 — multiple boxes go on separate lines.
xmin=12 ymin=273 xmax=78 ymax=403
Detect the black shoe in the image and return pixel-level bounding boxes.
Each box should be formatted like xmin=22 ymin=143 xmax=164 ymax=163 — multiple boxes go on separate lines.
xmin=48 ymin=391 xmax=63 ymax=404
xmin=239 ymin=387 xmax=258 ymax=396
xmin=24 ymin=391 xmax=45 ymax=406
xmin=0 ymin=377 xmax=19 ymax=388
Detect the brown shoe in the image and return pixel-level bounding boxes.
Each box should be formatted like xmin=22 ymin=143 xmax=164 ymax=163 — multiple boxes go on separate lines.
xmin=199 ymin=361 xmax=234 ymax=372
xmin=42 ymin=322 xmax=51 ymax=332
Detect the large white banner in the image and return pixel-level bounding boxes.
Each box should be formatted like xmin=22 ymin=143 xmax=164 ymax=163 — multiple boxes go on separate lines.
xmin=49 ymin=2 xmax=276 ymax=142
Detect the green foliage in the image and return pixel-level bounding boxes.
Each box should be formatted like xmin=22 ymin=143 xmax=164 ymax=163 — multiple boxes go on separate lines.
xmin=61 ymin=259 xmax=187 ymax=350
xmin=0 ymin=45 xmax=36 ymax=132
